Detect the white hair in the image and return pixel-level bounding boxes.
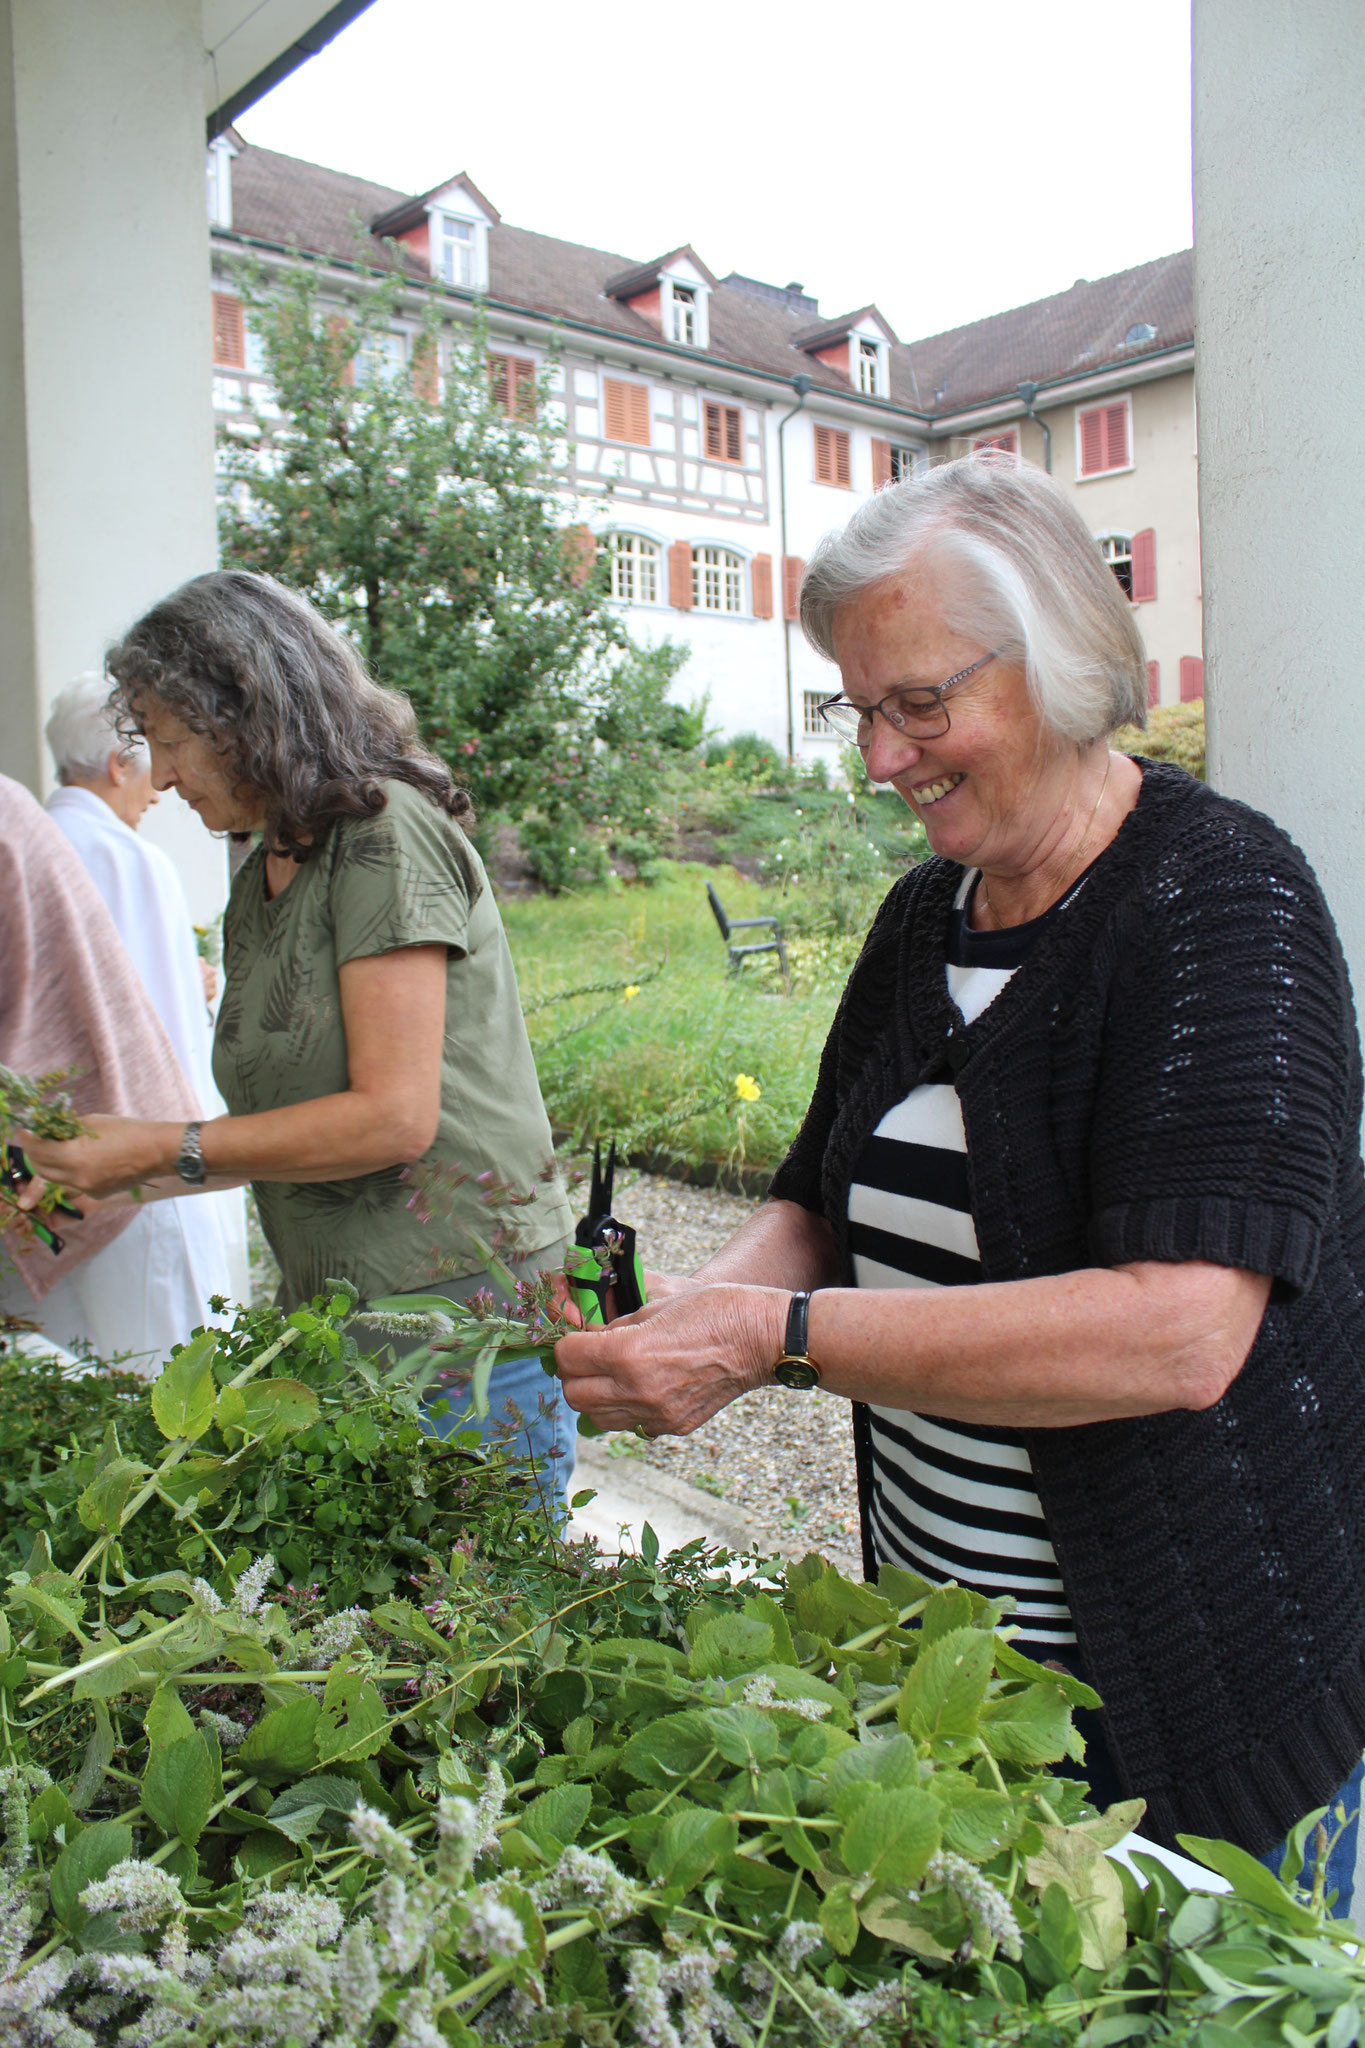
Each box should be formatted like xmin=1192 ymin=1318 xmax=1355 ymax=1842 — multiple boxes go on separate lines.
xmin=799 ymin=456 xmax=1148 ymax=744
xmin=45 ymin=673 xmax=148 ymax=781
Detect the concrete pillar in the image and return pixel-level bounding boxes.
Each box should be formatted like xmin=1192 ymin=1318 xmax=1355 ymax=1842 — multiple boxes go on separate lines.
xmin=1193 ymin=0 xmax=1365 ymax=997
xmin=0 ymin=0 xmax=226 ymax=924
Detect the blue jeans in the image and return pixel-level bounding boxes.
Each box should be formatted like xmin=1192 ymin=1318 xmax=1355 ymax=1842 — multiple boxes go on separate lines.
xmin=423 ymin=1349 xmax=577 ymax=1517
xmin=1256 ymin=1755 xmax=1364 ymax=1919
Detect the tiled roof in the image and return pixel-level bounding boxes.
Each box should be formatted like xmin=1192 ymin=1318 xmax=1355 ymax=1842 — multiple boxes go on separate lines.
xmin=902 ymin=252 xmax=1195 ymax=413
xmin=222 ymin=143 xmax=1194 ymax=422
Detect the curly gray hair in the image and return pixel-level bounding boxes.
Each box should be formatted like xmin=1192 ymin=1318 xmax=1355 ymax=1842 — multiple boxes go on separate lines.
xmin=799 ymin=456 xmax=1148 ymax=744
xmin=106 ymin=571 xmax=471 ymax=859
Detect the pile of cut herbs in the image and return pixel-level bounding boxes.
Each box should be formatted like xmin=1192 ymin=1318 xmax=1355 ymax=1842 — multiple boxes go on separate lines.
xmin=0 ymin=1294 xmax=1361 ymax=2048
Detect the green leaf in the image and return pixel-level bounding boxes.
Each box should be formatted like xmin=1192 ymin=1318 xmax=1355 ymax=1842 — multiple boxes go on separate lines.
xmin=70 ymin=1699 xmax=115 ymax=1810
xmin=829 ymin=1733 xmax=922 ymax=1795
xmin=701 ymin=1706 xmax=780 ymax=1770
xmin=76 ymin=1455 xmax=150 ymax=1535
xmin=141 ymin=1734 xmax=216 ymax=1848
xmin=144 ymin=1683 xmax=197 ymax=1753
xmin=150 ymin=1330 xmax=219 ymax=1442
xmin=819 ymin=1879 xmax=862 ymax=1955
xmin=839 ymin=1785 xmax=941 ymax=1889
xmin=1026 ymin=1827 xmax=1128 ymax=1972
xmin=317 ymin=1655 xmax=388 ymax=1764
xmin=1176 ymin=1834 xmax=1324 ymax=1932
xmin=934 ymin=1780 xmax=1026 ymax=1862
xmin=215 ymin=1377 xmax=320 ymax=1445
xmin=980 ymin=1681 xmax=1075 ymax=1766
xmin=687 ymin=1612 xmax=773 ymax=1679
xmin=264 ymin=1776 xmax=362 ymax=1842
xmin=519 ymin=1783 xmax=591 ymax=1854
xmin=370 ymin=1598 xmax=458 ymax=1661
xmin=619 ymin=1710 xmax=717 ymax=1789
xmin=919 ymin=1585 xmax=977 ymax=1643
xmin=895 ymin=1627 xmax=995 ymax=1743
xmin=791 ymin=1564 xmax=896 ymax=1644
xmin=743 ymin=1591 xmax=797 ymax=1665
xmin=27 ymin=1783 xmax=78 ymax=1849
xmin=49 ymin=1820 xmax=133 ymax=1931
xmin=994 ymin=1635 xmax=1102 ymax=1710
xmin=236 ymin=1694 xmax=321 ymax=1783
xmin=235 ymin=1830 xmax=301 ymax=1879
xmin=646 ymin=1806 xmax=737 ymax=1890
xmin=1036 ymin=1880 xmax=1084 ymax=1977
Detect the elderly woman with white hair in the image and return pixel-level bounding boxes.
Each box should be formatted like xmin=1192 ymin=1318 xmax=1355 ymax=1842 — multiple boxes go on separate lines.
xmin=556 ymin=456 xmax=1365 ymax=1896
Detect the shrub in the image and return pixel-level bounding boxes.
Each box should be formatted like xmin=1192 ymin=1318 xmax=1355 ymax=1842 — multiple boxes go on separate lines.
xmin=1114 ymin=700 xmax=1205 ymax=779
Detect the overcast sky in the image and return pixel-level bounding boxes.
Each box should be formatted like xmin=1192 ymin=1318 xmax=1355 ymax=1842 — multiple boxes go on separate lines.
xmin=237 ymin=0 xmax=1194 ymax=343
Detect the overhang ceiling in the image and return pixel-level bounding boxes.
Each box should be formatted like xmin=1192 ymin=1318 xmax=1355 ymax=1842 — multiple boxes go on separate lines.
xmin=204 ymin=0 xmax=377 ymax=138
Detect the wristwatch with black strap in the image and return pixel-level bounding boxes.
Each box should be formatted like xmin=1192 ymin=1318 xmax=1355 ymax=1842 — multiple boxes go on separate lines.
xmin=773 ymin=1290 xmax=822 ymax=1390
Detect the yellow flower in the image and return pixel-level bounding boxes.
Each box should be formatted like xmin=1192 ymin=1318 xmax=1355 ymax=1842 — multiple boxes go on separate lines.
xmin=623 ymin=984 xmax=641 ymax=1000
xmin=734 ymin=1073 xmax=761 ymax=1103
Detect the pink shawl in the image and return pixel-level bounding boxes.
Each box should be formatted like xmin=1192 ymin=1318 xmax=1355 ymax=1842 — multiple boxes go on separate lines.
xmin=0 ymin=776 xmax=200 ymax=1301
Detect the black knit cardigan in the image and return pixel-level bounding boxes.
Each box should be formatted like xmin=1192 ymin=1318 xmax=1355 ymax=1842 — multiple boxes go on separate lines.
xmin=769 ymin=761 xmax=1365 ymax=1853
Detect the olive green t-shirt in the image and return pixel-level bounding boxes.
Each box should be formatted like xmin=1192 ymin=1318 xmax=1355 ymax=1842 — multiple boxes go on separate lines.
xmin=213 ymin=781 xmax=572 ymax=1305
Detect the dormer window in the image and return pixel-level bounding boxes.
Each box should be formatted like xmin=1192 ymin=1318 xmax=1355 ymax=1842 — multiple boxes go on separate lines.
xmin=858 ymin=340 xmax=881 ymax=395
xmin=439 ymin=215 xmax=477 ymax=288
xmin=671 ymin=285 xmax=698 ymax=345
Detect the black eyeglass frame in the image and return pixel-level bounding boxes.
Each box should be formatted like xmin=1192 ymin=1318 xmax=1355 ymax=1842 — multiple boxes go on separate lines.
xmin=817 ymin=649 xmax=1000 ymax=747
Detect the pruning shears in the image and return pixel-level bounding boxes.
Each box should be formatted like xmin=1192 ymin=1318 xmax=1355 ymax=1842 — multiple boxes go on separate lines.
xmin=2 ymin=1145 xmax=83 ymax=1256
xmin=564 ymin=1141 xmax=646 ymax=1327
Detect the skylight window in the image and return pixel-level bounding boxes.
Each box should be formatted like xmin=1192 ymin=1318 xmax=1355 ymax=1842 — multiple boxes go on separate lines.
xmin=1124 ymin=322 xmax=1157 ymax=345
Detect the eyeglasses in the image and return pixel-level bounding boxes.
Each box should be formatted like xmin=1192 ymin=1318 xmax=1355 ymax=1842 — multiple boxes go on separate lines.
xmin=817 ymin=650 xmax=999 ymax=747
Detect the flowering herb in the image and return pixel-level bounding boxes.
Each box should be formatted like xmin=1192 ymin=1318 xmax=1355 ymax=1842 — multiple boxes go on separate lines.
xmin=0 ymin=1310 xmax=1358 ymax=2045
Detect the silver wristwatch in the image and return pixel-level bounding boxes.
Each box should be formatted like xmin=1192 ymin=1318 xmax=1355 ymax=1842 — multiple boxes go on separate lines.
xmin=175 ymin=1120 xmax=207 ymax=1186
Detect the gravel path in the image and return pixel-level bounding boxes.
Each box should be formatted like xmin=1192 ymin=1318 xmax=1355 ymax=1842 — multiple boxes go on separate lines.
xmin=602 ymin=1169 xmax=863 ymax=1576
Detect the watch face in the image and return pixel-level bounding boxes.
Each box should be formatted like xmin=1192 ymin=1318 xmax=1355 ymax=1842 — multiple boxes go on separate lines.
xmin=774 ymin=1357 xmax=820 ymax=1391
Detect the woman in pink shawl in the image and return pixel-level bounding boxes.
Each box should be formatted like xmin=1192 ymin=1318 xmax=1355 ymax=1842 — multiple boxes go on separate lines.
xmin=0 ymin=774 xmax=212 ymax=1367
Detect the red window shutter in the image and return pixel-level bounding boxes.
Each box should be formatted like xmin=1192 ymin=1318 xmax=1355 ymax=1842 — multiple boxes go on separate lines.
xmin=813 ymin=425 xmax=833 ymax=484
xmin=564 ymin=524 xmax=596 ymax=587
xmin=1105 ymin=403 xmax=1130 ymax=470
xmin=213 ymin=292 xmax=245 ymax=368
xmin=513 ymin=357 xmax=536 ymax=420
xmin=628 ymin=382 xmax=650 ymax=445
xmin=604 ymin=377 xmax=648 ymax=443
xmin=703 ymin=402 xmax=722 ymax=459
xmin=782 ymin=555 xmax=805 ymax=621
xmin=668 ymin=540 xmax=694 ymax=610
xmin=1130 ymin=528 xmax=1156 ymax=603
xmin=603 ymin=378 xmax=626 ymax=441
xmin=871 ymin=438 xmax=892 ymax=489
xmin=973 ymin=429 xmax=1018 ymax=459
xmin=411 ymin=338 xmax=440 ymax=403
xmin=489 ymin=354 xmax=510 ymax=414
xmin=751 ymin=554 xmax=773 ymax=619
xmin=834 ymin=429 xmax=851 ymax=487
xmin=1146 ymin=660 xmax=1160 ymax=708
xmin=1079 ymin=408 xmax=1104 ymax=476
xmin=724 ymin=406 xmax=742 ymax=464
xmin=1179 ymin=656 xmax=1204 ymax=702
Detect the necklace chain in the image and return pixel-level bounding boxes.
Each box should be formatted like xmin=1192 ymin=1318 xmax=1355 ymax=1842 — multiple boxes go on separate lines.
xmin=978 ymin=750 xmax=1113 ymax=931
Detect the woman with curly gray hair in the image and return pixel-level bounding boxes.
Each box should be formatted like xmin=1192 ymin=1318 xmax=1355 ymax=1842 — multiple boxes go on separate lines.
xmin=22 ymin=571 xmax=576 ymax=1497
xmin=556 ymin=456 xmax=1365 ymax=1898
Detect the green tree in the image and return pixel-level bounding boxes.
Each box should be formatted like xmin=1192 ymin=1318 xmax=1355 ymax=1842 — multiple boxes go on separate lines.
xmin=216 ymin=260 xmax=691 ymax=858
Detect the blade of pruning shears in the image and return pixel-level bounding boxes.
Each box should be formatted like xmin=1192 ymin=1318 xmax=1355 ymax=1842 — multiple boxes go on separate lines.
xmin=564 ymin=1140 xmax=646 ymax=1327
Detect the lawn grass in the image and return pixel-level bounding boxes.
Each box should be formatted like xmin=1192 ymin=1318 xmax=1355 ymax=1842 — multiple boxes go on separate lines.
xmin=501 ymin=861 xmax=861 ymax=1178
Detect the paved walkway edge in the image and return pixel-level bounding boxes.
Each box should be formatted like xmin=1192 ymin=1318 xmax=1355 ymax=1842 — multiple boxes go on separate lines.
xmin=572 ymin=1434 xmax=769 ymax=1556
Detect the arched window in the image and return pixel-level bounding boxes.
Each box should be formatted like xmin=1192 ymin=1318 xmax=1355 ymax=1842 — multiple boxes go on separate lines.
xmin=692 ymin=545 xmax=745 ymax=615
xmin=605 ymin=532 xmax=661 ymax=604
xmin=1099 ymin=532 xmax=1133 ymax=600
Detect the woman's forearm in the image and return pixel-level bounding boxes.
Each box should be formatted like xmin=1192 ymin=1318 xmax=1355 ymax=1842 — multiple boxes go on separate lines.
xmin=804 ymin=1260 xmax=1271 ymax=1425
xmin=554 ymin=1258 xmax=1272 ymax=1438
xmin=691 ymin=1199 xmax=841 ymax=1289
xmin=195 ymin=1091 xmax=435 ymax=1183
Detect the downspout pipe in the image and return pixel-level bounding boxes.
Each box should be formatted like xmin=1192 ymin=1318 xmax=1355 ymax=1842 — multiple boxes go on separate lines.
xmin=1017 ymin=381 xmax=1052 ymax=473
xmin=778 ymin=375 xmax=813 ymax=760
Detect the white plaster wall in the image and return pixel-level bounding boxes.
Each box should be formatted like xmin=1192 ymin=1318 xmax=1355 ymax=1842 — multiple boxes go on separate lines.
xmin=1044 ymin=372 xmax=1203 ymax=700
xmin=1192 ymin=0 xmax=1365 ymax=995
xmin=0 ymin=0 xmax=227 ymax=926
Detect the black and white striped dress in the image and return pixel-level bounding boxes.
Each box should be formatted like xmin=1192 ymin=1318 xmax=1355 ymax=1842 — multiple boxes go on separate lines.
xmin=847 ymin=870 xmax=1076 ymax=1648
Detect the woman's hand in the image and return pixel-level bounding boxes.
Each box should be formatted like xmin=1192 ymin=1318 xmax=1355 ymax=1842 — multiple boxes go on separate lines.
xmin=554 ymin=1283 xmax=789 ymax=1437
xmin=17 ymin=1117 xmax=178 ymax=1200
